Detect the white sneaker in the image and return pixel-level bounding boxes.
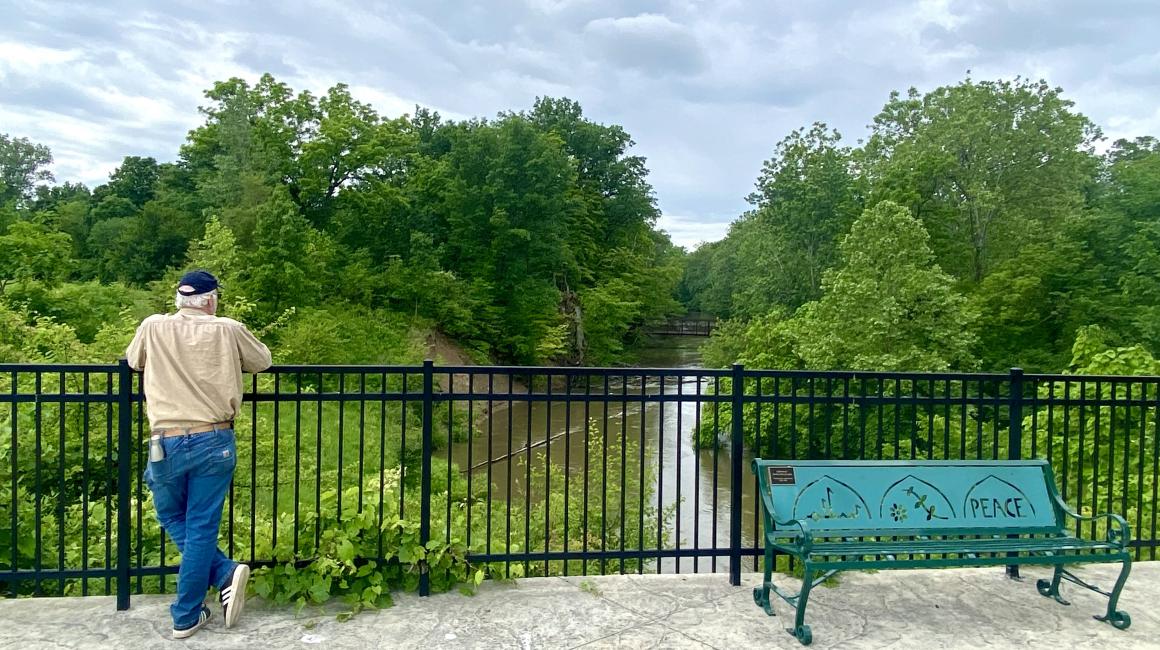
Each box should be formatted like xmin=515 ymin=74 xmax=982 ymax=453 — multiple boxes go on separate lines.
xmin=173 ymin=605 xmax=211 ymax=639
xmin=220 ymin=563 xmax=251 ymax=629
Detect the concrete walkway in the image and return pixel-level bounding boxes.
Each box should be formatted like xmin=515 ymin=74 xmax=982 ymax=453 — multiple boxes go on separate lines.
xmin=1 ymin=563 xmax=1156 ymax=649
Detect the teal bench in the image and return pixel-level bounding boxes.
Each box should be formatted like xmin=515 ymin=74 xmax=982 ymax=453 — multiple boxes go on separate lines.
xmin=751 ymin=459 xmax=1132 ymax=645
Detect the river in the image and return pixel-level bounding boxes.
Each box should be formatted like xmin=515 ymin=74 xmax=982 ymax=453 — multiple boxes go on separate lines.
xmin=449 ymin=336 xmax=761 ymax=573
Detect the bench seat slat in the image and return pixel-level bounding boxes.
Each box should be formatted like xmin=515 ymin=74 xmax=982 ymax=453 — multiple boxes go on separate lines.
xmin=788 ymin=536 xmax=1116 ymax=558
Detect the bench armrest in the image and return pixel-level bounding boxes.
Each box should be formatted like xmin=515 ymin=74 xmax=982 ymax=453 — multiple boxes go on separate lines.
xmin=756 ymin=487 xmax=814 ymax=552
xmin=1052 ymin=492 xmax=1131 ymax=549
xmin=771 ymin=516 xmax=814 ymax=553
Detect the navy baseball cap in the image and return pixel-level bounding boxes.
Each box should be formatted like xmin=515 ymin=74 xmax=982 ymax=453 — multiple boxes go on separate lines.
xmin=177 ymin=270 xmax=219 ymax=296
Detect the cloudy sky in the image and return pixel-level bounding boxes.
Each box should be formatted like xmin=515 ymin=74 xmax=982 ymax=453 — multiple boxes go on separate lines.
xmin=2 ymin=0 xmax=1158 ymax=248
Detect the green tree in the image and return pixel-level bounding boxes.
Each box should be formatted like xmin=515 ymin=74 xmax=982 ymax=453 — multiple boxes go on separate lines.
xmin=0 ymin=134 xmax=54 ymax=206
xmin=527 ymin=97 xmax=659 ymax=266
xmin=0 ymin=221 xmax=73 ymax=290
xmin=29 ymin=281 xmax=153 ymax=342
xmin=297 ymin=86 xmax=412 ymax=228
xmin=89 ymin=195 xmax=137 ymax=223
xmin=678 ymin=234 xmax=742 ymax=319
xmin=86 ymin=217 xmax=134 ymax=282
xmin=743 ymin=123 xmax=861 ymax=310
xmin=1024 ymin=326 xmax=1160 ymax=540
xmin=433 ymin=116 xmax=584 ymax=362
xmin=187 ymin=216 xmax=241 ymax=281
xmin=862 ymin=78 xmax=1099 ymax=282
xmin=327 ymin=112 xmax=420 ymax=264
xmin=94 ymin=156 xmax=160 ymax=208
xmin=30 ymin=182 xmax=89 ymax=213
xmin=244 ymin=187 xmax=319 ymax=320
xmin=0 ymin=199 xmax=16 ymax=233
xmin=969 ymin=239 xmax=1108 ymax=371
xmin=1072 ymin=138 xmax=1160 ymax=355
xmin=789 ymin=201 xmax=978 ymax=370
xmin=719 ymin=202 xmax=979 ymax=372
xmin=27 ymin=185 xmax=91 ymax=261
xmin=180 ymin=74 xmax=314 ymax=219
xmin=125 ymin=202 xmax=199 ymax=284
xmin=83 ymin=202 xmax=198 ymax=286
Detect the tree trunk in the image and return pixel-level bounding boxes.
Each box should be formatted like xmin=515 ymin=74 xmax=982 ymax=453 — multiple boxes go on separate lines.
xmin=560 ymin=288 xmax=585 ymax=366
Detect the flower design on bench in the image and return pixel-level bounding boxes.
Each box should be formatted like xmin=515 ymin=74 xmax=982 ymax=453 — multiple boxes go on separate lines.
xmin=879 ymin=475 xmax=956 ymax=523
xmin=906 ymin=486 xmax=949 ymax=521
xmin=889 ymin=503 xmax=908 ymax=522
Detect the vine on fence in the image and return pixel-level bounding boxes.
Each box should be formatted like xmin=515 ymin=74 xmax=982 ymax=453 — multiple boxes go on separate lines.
xmin=249 ymin=476 xmax=483 ymax=619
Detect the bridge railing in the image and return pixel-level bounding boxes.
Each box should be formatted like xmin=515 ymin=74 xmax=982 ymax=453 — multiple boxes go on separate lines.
xmin=2 ymin=363 xmax=1156 ymax=608
xmin=648 ymin=318 xmax=716 ymax=336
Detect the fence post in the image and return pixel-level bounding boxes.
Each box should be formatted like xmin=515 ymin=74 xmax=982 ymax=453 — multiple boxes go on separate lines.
xmin=1006 ymin=367 xmax=1024 ymax=579
xmin=729 ymin=363 xmax=745 ymax=586
xmin=418 ymin=359 xmax=434 ymax=596
xmin=115 ymin=359 xmax=132 ymax=610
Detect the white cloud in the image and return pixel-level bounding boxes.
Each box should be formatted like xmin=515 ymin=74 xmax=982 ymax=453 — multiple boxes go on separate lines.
xmin=658 ymin=213 xmax=731 ymax=250
xmin=583 ymin=13 xmax=705 ymax=76
xmin=0 ymin=0 xmax=1157 ymax=248
xmin=527 ymin=0 xmax=592 ymax=13
xmin=0 ymin=41 xmax=80 ymax=70
xmin=586 ymin=13 xmax=684 ymax=36
xmin=1103 ymin=107 xmax=1160 ymax=145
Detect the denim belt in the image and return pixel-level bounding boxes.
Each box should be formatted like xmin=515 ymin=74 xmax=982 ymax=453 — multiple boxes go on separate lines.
xmin=154 ymin=421 xmax=234 ymax=438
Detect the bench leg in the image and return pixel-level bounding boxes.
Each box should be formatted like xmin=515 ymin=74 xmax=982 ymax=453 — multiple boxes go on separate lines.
xmin=1094 ymin=556 xmax=1132 ymax=631
xmin=753 ymin=543 xmax=776 ymax=617
xmin=785 ymin=565 xmax=814 ymax=646
xmin=1035 ymin=565 xmax=1070 ymax=606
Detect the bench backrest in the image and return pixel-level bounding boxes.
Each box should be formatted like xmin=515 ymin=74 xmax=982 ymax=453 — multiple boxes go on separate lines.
xmin=752 ymin=460 xmax=1064 ymax=537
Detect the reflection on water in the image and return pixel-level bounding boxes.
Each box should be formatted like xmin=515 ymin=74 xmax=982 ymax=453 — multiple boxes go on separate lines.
xmin=448 ymin=336 xmax=761 ymax=573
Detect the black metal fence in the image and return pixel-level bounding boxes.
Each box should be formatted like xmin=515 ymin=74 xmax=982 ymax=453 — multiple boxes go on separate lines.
xmin=2 ymin=362 xmax=1157 ymax=610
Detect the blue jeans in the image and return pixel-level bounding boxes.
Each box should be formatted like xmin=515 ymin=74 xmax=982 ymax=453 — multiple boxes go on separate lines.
xmin=143 ymin=428 xmax=239 ymax=629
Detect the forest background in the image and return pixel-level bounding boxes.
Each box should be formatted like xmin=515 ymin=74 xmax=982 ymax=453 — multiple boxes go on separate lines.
xmin=0 ymin=76 xmax=683 ymax=369
xmin=0 ymin=74 xmax=1157 ymax=378
xmin=2 ymin=75 xmax=1159 ymax=376
xmin=3 ymin=72 xmax=1160 ymax=611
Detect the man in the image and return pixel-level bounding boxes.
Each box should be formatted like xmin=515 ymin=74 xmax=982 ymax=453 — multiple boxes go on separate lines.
xmin=125 ymin=270 xmax=272 ymax=639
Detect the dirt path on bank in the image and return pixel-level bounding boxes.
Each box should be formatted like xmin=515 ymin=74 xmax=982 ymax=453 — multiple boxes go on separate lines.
xmin=423 ymin=330 xmax=528 ymax=398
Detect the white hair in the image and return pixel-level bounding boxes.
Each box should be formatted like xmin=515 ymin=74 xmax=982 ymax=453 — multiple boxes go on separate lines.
xmin=175 ymin=290 xmax=217 ymax=310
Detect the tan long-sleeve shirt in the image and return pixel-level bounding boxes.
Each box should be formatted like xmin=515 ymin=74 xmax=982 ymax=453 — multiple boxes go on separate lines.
xmin=125 ymin=308 xmax=272 ymax=430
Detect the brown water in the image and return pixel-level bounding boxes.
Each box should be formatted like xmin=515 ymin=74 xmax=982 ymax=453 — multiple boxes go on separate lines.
xmin=448 ymin=337 xmax=761 ymax=573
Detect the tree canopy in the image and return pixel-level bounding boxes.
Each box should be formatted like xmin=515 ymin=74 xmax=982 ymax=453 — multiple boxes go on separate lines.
xmin=688 ymin=76 xmax=1160 ymax=374
xmin=0 ymin=75 xmax=681 ymax=365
